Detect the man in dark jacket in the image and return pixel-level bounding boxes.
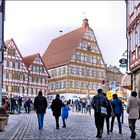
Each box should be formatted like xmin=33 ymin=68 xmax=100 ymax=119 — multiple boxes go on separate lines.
xmin=91 ymin=89 xmax=108 ymax=138
xmin=34 ymin=91 xmax=48 ymax=130
xmin=51 ymin=94 xmax=64 ymax=129
xmin=17 ymin=96 xmax=22 ymax=113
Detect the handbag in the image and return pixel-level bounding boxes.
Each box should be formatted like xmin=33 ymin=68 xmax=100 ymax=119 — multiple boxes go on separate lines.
xmin=98 ymin=95 xmax=107 ymax=116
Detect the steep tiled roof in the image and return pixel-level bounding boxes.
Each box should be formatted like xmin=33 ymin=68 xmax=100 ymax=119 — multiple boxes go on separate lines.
xmin=42 ymin=27 xmax=86 ymax=69
xmin=23 ymin=53 xmax=38 ymax=68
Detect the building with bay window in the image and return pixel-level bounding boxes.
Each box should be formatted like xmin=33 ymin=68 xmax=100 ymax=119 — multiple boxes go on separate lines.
xmin=42 ymin=19 xmax=106 ymax=100
xmin=126 ymin=1 xmax=140 ymax=97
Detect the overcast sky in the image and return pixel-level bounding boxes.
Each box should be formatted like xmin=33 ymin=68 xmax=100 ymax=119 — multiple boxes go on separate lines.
xmin=4 ymin=1 xmax=127 ymax=73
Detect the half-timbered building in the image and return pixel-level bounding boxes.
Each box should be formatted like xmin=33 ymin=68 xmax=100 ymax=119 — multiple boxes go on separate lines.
xmin=3 ymin=38 xmax=28 ymax=97
xmin=23 ymin=53 xmax=49 ymax=99
xmin=42 ymin=19 xmax=106 ymax=100
xmin=126 ymin=1 xmax=140 ymax=97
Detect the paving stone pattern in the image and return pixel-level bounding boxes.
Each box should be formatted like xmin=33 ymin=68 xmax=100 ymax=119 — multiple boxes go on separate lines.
xmin=0 ymin=109 xmax=140 ymax=140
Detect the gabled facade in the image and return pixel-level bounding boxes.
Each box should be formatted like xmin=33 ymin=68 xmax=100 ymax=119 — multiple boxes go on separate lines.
xmin=126 ymin=1 xmax=140 ymax=97
xmin=42 ymin=19 xmax=106 ymax=100
xmin=23 ymin=53 xmax=49 ymax=98
xmin=106 ymin=65 xmax=124 ymax=90
xmin=3 ymin=39 xmax=28 ymax=97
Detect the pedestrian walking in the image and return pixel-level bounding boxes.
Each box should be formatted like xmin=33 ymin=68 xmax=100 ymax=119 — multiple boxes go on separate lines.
xmin=26 ymin=98 xmax=32 ymax=114
xmin=103 ymin=92 xmax=114 ymax=134
xmin=34 ymin=91 xmax=48 ymax=130
xmin=127 ymin=91 xmax=140 ymax=139
xmin=110 ymin=94 xmax=123 ymax=134
xmin=8 ymin=94 xmax=16 ymax=114
xmin=91 ymin=89 xmax=108 ymax=138
xmin=61 ymin=101 xmax=70 ymax=128
xmin=17 ymin=96 xmax=22 ymax=113
xmin=51 ymin=94 xmax=64 ymax=129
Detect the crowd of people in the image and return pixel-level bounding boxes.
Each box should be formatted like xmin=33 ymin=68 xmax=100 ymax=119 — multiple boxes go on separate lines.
xmin=2 ymin=94 xmax=33 ymax=114
xmin=1 ymin=89 xmax=140 ymax=139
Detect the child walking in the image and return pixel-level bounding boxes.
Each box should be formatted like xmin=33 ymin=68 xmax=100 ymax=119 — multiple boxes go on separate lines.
xmin=61 ymin=101 xmax=70 ymax=128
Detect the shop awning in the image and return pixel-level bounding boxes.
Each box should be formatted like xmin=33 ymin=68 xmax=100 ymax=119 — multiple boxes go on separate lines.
xmin=121 ymin=74 xmax=131 ymax=90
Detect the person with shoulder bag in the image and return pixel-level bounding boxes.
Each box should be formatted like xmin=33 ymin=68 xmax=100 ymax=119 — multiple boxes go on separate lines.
xmin=91 ymin=89 xmax=108 ymax=138
xmin=127 ymin=91 xmax=140 ymax=139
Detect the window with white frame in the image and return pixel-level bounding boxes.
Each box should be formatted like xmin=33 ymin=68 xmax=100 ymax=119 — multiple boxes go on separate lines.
xmin=137 ymin=24 xmax=140 ymax=46
xmin=63 ymin=81 xmax=66 ymax=88
xmin=63 ymin=67 xmax=66 ymax=74
xmin=58 ymin=68 xmax=61 ymax=75
xmin=76 ymin=81 xmax=80 ymax=89
xmin=55 ymin=82 xmax=58 ymax=89
xmin=81 ymin=54 xmax=85 ymax=62
xmin=129 ymin=1 xmax=134 ymax=15
xmin=87 ymin=55 xmax=92 ymax=63
xmin=76 ymin=67 xmax=80 ymax=75
xmin=4 ymin=60 xmax=6 ymax=67
xmin=131 ymin=31 xmax=135 ymax=51
xmin=50 ymin=83 xmax=53 ymax=90
xmin=93 ymin=56 xmax=96 ymax=63
xmin=9 ymin=61 xmax=12 ymax=68
xmin=81 ymin=68 xmax=84 ymax=75
xmin=136 ymin=47 xmax=138 ymax=59
xmin=70 ymin=81 xmax=74 ymax=89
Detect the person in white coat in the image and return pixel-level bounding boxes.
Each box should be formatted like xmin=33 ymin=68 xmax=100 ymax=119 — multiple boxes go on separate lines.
xmin=127 ymin=91 xmax=140 ymax=139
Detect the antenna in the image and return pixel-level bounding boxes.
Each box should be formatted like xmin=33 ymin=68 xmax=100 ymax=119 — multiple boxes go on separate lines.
xmin=59 ymin=30 xmax=63 ymax=36
xmin=83 ymin=12 xmax=86 ymax=19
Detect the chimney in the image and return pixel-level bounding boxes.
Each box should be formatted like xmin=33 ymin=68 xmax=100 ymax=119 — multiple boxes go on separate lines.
xmin=82 ymin=18 xmax=89 ymax=29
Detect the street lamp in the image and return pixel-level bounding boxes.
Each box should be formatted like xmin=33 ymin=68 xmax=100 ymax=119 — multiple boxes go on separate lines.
xmin=0 ymin=0 xmax=6 ymax=106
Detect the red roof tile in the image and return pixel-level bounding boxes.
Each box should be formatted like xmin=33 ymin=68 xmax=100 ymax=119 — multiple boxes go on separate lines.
xmin=42 ymin=27 xmax=86 ymax=69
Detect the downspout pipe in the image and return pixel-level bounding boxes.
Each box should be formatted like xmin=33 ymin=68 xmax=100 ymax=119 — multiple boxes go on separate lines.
xmin=125 ymin=0 xmax=133 ymax=92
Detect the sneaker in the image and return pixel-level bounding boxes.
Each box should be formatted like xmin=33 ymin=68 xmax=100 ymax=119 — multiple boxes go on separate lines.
xmin=62 ymin=125 xmax=66 ymax=128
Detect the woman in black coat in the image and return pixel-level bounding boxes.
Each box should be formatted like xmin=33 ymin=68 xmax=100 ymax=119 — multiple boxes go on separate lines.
xmin=51 ymin=94 xmax=64 ymax=129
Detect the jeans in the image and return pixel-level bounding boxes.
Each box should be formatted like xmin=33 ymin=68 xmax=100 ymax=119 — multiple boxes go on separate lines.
xmin=110 ymin=115 xmax=122 ymax=133
xmin=37 ymin=114 xmax=44 ymax=129
xmin=18 ymin=105 xmax=22 ymax=113
xmin=105 ymin=115 xmax=110 ymax=134
xmin=62 ymin=118 xmax=66 ymax=127
xmin=55 ymin=116 xmax=59 ymax=128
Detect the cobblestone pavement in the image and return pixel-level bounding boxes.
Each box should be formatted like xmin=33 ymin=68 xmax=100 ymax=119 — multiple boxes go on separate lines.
xmin=0 ymin=109 xmax=140 ymax=140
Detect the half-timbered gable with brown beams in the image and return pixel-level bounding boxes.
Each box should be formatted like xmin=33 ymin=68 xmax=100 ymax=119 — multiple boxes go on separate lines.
xmin=23 ymin=53 xmax=49 ymax=98
xmin=3 ymin=38 xmax=28 ymax=97
xmin=42 ymin=18 xmax=106 ymax=100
